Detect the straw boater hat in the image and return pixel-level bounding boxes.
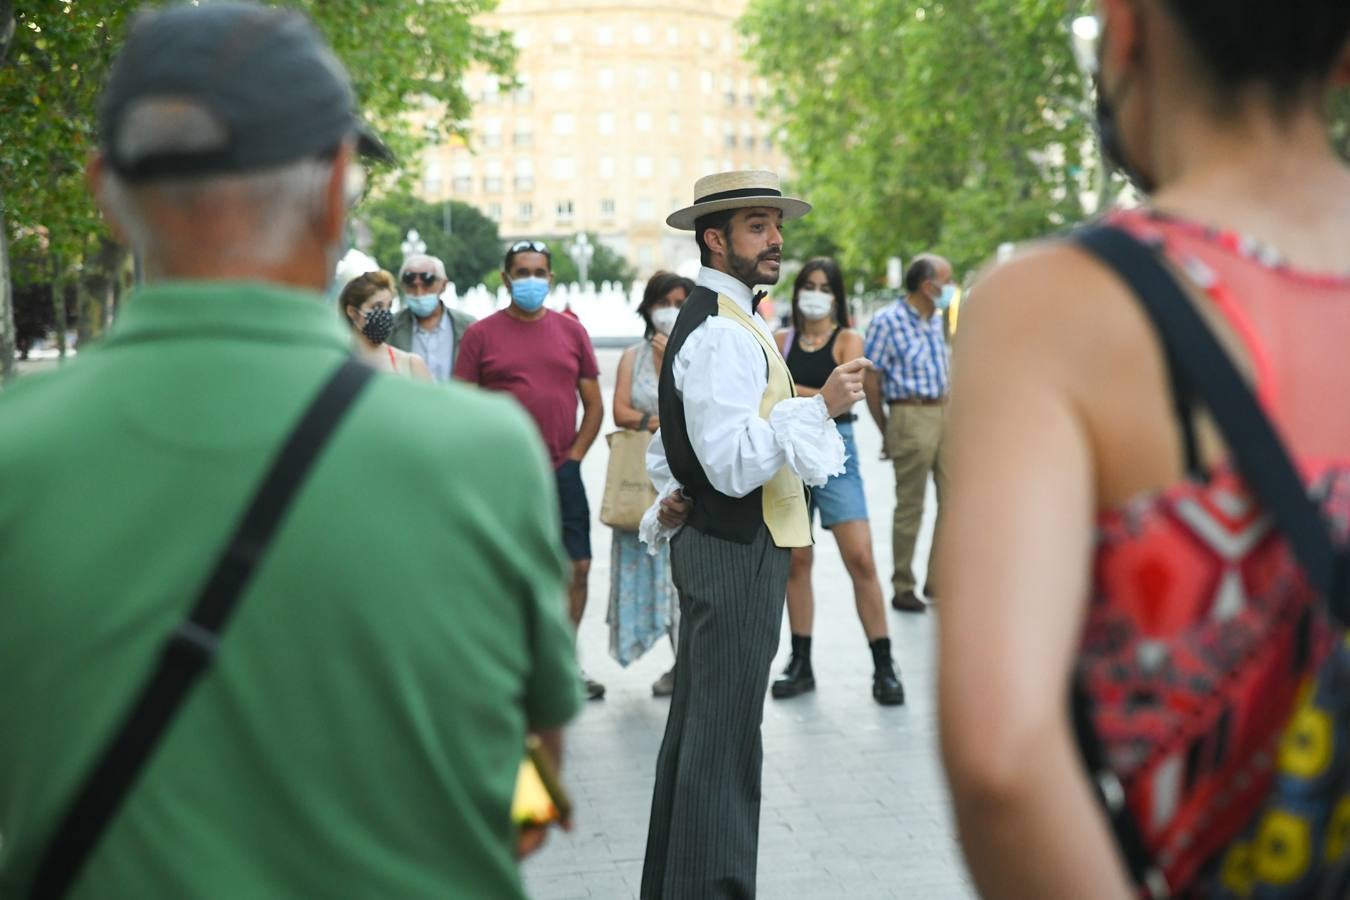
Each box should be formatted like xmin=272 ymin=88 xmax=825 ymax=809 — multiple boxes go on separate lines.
xmin=666 ymin=170 xmax=811 ymax=231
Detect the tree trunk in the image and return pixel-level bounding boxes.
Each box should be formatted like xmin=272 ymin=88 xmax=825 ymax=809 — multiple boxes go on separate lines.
xmin=0 ymin=1 xmax=15 ymax=384
xmin=0 ymin=191 xmax=14 ymax=384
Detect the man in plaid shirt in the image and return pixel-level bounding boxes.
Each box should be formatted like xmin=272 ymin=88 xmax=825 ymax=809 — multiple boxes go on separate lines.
xmin=863 ymin=255 xmax=955 ymax=612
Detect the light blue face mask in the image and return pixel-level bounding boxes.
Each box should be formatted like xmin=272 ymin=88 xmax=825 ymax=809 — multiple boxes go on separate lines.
xmin=934 ymin=284 xmax=957 ymax=311
xmin=405 ymin=295 xmax=440 ymax=318
xmin=511 ymin=277 xmax=550 ymax=312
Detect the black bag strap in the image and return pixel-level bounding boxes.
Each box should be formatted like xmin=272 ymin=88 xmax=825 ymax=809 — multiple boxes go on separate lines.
xmin=29 ymin=357 xmax=374 ymax=900
xmin=1070 ymin=224 xmax=1350 ymax=899
xmin=1075 ymin=225 xmax=1350 ymax=624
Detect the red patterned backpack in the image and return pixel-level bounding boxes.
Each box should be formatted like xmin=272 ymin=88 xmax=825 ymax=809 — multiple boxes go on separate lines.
xmin=1071 ymin=226 xmax=1350 ymax=899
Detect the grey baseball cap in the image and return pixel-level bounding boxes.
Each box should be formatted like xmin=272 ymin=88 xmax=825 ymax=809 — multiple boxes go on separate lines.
xmin=98 ymin=2 xmax=395 ymax=182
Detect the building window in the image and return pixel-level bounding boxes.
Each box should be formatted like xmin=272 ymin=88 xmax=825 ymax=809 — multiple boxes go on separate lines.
xmin=483 ymin=177 xmax=502 ymax=193
xmin=638 ymin=244 xmax=655 ymax=267
xmin=423 ymin=161 xmax=442 ymax=195
xmin=724 ymin=91 xmax=737 ymax=106
xmin=700 ymin=71 xmax=714 ymax=94
xmin=668 ymin=113 xmax=681 ymax=134
xmin=635 ymin=156 xmax=654 ymax=178
xmin=724 ymin=134 xmax=738 ymax=149
xmin=487 ymin=202 xmax=502 ymax=221
xmin=553 ymin=26 xmax=572 ymax=45
xmin=552 ymin=113 xmax=575 ymax=135
xmin=635 ymin=111 xmax=653 ymax=132
xmin=667 ymin=26 xmax=680 ymax=46
xmin=515 ymin=29 xmax=531 ymax=48
xmin=600 ymin=198 xmax=616 ymax=219
xmin=552 ymin=157 xmax=576 ymax=180
xmin=452 ymin=177 xmax=473 ymax=193
xmin=699 ymin=30 xmax=711 ymax=49
xmin=514 ymin=158 xmax=534 ymax=191
xmin=550 ymin=69 xmax=573 ymax=90
xmin=636 ymin=66 xmax=652 ymax=89
xmin=556 ymin=199 xmax=575 ymax=221
xmin=517 ymin=200 xmax=533 ymax=222
xmin=598 ymin=156 xmax=617 ymax=179
xmin=596 ymin=25 xmax=613 ymax=45
xmin=598 ymin=112 xmax=615 ymax=135
xmin=701 ymin=157 xmax=717 ymax=176
xmin=637 ymin=198 xmax=654 ymax=221
xmin=669 ymin=157 xmax=682 ymax=177
xmin=633 ymin=24 xmax=651 ymax=44
xmin=702 ymin=116 xmax=715 ymax=138
xmin=513 ymin=128 xmax=533 ymax=150
xmin=746 ymin=137 xmax=757 ymax=151
xmin=598 ymin=67 xmax=615 ymax=90
xmin=481 ymin=117 xmax=502 ymax=149
xmin=513 ymin=76 xmax=533 ymax=104
xmin=667 ymin=69 xmax=681 ymax=91
xmin=482 ymin=75 xmax=500 ymax=104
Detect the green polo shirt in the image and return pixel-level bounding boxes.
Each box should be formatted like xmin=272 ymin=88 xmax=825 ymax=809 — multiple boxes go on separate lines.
xmin=0 ymin=281 xmax=581 ymax=898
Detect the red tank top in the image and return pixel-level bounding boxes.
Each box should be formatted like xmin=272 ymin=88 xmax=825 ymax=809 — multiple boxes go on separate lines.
xmin=1080 ymin=208 xmax=1350 ymax=896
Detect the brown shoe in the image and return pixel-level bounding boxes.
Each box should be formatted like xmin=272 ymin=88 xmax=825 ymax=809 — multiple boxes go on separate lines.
xmin=891 ymin=590 xmax=928 ymax=613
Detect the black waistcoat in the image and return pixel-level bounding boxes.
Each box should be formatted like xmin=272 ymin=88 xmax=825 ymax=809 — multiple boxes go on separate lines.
xmin=657 ymin=286 xmax=766 ymax=544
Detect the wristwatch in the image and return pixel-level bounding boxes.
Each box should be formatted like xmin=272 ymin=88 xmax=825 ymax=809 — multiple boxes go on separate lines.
xmin=639 ymin=413 xmax=651 ymax=431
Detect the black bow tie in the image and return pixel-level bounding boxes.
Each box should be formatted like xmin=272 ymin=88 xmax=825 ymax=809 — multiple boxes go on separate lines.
xmin=753 ymin=290 xmax=767 ymax=312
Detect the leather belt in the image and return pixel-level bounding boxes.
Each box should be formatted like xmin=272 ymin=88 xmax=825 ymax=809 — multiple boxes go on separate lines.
xmin=889 ymin=397 xmax=946 ymax=407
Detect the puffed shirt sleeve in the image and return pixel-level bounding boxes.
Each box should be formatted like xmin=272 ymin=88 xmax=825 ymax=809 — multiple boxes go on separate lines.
xmin=676 ymin=320 xmax=845 ymax=498
xmin=638 ymin=428 xmax=682 ymax=553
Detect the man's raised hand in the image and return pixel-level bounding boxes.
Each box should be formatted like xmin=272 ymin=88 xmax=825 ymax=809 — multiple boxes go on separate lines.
xmin=819 ymin=357 xmax=874 ymax=419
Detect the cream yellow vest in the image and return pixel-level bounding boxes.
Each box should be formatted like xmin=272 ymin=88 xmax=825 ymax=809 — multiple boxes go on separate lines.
xmin=717 ymin=295 xmax=812 ymax=548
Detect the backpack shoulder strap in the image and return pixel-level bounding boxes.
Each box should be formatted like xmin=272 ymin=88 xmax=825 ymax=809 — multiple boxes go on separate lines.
xmin=1074 ymin=224 xmax=1348 ymax=624
xmin=29 ymin=357 xmax=374 ymax=900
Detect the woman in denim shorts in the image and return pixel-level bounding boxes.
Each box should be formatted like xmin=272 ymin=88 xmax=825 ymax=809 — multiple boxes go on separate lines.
xmin=771 ymin=258 xmax=905 ymax=705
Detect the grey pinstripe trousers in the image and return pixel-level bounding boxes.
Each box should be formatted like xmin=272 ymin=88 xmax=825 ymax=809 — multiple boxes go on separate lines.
xmin=640 ymin=524 xmax=791 ymax=899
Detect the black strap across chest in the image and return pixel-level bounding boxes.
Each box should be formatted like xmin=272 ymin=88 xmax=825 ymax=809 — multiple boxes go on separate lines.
xmin=29 ymin=357 xmax=374 ymax=899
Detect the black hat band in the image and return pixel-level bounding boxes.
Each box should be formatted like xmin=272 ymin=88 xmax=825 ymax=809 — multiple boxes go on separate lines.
xmin=694 ymin=186 xmax=784 ymax=204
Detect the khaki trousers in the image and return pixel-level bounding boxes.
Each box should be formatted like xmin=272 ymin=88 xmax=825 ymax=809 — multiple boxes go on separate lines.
xmin=885 ymin=403 xmax=947 ymax=597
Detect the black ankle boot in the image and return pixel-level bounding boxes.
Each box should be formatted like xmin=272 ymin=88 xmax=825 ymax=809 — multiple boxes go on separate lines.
xmin=771 ymin=634 xmax=815 ymax=699
xmin=869 ymin=638 xmax=906 ymax=706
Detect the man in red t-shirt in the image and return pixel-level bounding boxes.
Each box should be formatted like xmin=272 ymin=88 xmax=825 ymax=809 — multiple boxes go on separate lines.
xmin=454 ymin=240 xmax=606 ymax=700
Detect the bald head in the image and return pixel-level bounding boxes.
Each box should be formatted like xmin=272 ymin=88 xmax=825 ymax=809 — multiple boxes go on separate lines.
xmin=904 ymin=254 xmax=952 ymax=296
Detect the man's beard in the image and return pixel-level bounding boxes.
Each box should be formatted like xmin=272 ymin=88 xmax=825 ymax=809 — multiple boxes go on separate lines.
xmin=727 ymin=246 xmax=780 ymax=288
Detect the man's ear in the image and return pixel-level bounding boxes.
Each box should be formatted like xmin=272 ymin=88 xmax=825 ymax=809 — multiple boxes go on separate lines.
xmin=86 ymin=152 xmax=132 ymax=246
xmin=501 ymin=271 xmax=512 ymax=289
xmin=703 ymin=225 xmax=728 ymax=260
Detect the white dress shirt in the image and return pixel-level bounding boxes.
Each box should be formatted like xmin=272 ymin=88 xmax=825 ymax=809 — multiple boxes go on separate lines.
xmin=639 ymin=266 xmax=845 ymax=549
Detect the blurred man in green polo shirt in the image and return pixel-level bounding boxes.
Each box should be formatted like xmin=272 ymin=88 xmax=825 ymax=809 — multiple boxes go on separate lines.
xmin=0 ymin=4 xmax=580 ymax=898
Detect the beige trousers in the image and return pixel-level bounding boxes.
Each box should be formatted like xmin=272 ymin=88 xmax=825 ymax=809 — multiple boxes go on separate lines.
xmin=885 ymin=404 xmax=947 ymax=597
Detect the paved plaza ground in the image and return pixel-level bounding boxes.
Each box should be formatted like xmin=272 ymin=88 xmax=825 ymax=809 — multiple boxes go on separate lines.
xmin=523 ymin=348 xmax=975 ymax=900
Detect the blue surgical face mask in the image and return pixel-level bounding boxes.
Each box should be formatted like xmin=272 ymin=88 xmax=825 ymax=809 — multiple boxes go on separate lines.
xmin=511 ymin=277 xmax=550 ymax=312
xmin=934 ymin=284 xmax=956 ymax=311
xmin=405 ymin=294 xmax=440 ymax=318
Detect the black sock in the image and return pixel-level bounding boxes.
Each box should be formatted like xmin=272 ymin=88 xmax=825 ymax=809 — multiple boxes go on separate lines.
xmin=869 ymin=637 xmax=895 ymax=674
xmin=790 ymin=633 xmax=812 ymax=661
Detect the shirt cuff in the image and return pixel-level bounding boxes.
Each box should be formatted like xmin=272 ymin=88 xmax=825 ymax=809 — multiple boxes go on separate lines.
xmin=638 ymin=477 xmax=684 ymax=555
xmin=770 ymin=395 xmax=846 ymax=487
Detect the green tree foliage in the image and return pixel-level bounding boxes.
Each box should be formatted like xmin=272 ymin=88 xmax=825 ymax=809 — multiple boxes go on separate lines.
xmin=0 ymin=0 xmax=513 ymax=379
xmin=362 ymin=194 xmax=503 ymax=289
xmin=741 ymin=0 xmax=1091 ymax=282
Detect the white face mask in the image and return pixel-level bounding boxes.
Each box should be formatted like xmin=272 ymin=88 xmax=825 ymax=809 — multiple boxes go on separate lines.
xmin=651 ymin=307 xmax=680 ymax=336
xmin=797 ymin=290 xmax=835 ymax=322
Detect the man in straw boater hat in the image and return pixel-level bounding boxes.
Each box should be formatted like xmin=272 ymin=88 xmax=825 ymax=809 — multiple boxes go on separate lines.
xmin=638 ymin=170 xmax=873 ymax=897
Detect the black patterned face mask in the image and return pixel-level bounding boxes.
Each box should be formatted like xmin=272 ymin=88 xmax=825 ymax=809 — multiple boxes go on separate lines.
xmin=361 ymin=307 xmax=394 ymax=343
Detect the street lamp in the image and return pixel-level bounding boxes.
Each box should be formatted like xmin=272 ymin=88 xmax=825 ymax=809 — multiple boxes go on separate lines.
xmin=568 ymin=232 xmax=594 ymax=286
xmin=401 ymin=228 xmax=426 ymax=260
xmin=1070 ymin=15 xmax=1100 ymax=76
